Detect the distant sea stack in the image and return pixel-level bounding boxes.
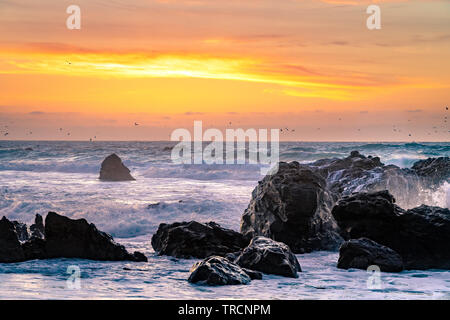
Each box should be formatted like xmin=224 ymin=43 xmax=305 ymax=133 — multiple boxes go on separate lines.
xmin=99 ymin=153 xmax=135 ymax=181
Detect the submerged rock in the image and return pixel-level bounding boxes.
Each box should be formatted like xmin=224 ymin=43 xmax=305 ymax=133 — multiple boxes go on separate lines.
xmin=99 ymin=153 xmax=135 ymax=181
xmin=337 ymin=238 xmax=403 ymax=272
xmin=0 ymin=217 xmax=25 ymax=263
xmin=240 ymin=162 xmax=343 ymax=253
xmin=235 ymin=236 xmax=301 ymax=278
xmin=151 ymin=221 xmax=249 ymax=259
xmin=45 ymin=212 xmax=146 ymax=262
xmin=188 ymin=256 xmax=257 ymax=286
xmin=332 ymin=190 xmax=450 ymax=270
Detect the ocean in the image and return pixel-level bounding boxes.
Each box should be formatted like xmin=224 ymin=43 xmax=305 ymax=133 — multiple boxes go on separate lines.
xmin=0 ymin=141 xmax=449 ymax=299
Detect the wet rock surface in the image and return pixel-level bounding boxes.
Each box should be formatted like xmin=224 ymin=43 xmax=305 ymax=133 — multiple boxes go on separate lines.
xmin=152 ymin=221 xmax=250 ymax=259
xmin=240 ymin=162 xmax=343 ymax=253
xmin=188 ymin=256 xmax=256 ymax=286
xmin=332 ymin=190 xmax=450 ymax=270
xmin=337 ymin=238 xmax=404 ymax=272
xmin=235 ymin=236 xmax=302 ymax=278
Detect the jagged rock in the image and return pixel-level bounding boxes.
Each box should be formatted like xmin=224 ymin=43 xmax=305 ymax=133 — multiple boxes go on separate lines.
xmin=337 ymin=238 xmax=404 ymax=272
xmin=240 ymin=162 xmax=342 ymax=253
xmin=411 ymin=157 xmax=450 ymax=188
xmin=99 ymin=153 xmax=135 ymax=181
xmin=332 ymin=190 xmax=450 ymax=270
xmin=30 ymin=214 xmax=44 ymax=239
xmin=12 ymin=221 xmax=29 ymax=242
xmin=151 ymin=221 xmax=250 ymax=259
xmin=235 ymin=237 xmax=301 ymax=278
xmin=310 ymin=151 xmax=421 ymax=208
xmin=188 ymin=256 xmax=255 ymax=286
xmin=0 ymin=217 xmax=25 ymax=263
xmin=45 ymin=212 xmax=147 ymax=262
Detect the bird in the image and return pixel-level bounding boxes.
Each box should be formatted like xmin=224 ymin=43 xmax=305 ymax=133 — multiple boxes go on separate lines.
xmin=134 ymin=122 xmax=139 ymax=126
xmin=446 ymin=106 xmax=448 ymax=110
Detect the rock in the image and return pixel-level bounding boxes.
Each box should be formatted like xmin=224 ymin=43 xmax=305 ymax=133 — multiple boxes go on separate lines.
xmin=235 ymin=236 xmax=301 ymax=278
xmin=332 ymin=190 xmax=450 ymax=270
xmin=0 ymin=216 xmax=25 ymax=263
xmin=151 ymin=221 xmax=250 ymax=259
xmin=12 ymin=221 xmax=29 ymax=242
xmin=310 ymin=151 xmax=421 ymax=208
xmin=241 ymin=268 xmax=263 ymax=280
xmin=337 ymin=238 xmax=404 ymax=272
xmin=45 ymin=212 xmax=147 ymax=262
xmin=30 ymin=214 xmax=44 ymax=239
xmin=99 ymin=153 xmax=135 ymax=181
xmin=22 ymin=237 xmax=47 ymax=261
xmin=411 ymin=157 xmax=450 ymax=188
xmin=240 ymin=162 xmax=343 ymax=253
xmin=188 ymin=256 xmax=253 ymax=286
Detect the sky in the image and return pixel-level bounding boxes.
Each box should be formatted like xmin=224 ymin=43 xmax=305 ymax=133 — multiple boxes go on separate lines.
xmin=0 ymin=0 xmax=449 ymax=141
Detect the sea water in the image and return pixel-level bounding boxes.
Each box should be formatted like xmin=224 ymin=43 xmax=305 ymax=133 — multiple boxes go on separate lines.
xmin=0 ymin=141 xmax=449 ymax=299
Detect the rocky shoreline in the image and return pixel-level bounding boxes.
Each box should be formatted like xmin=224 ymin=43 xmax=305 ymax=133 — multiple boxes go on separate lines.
xmin=1 ymin=151 xmax=449 ymax=286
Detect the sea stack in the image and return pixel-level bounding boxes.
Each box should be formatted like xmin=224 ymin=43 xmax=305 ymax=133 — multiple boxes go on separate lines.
xmin=99 ymin=153 xmax=135 ymax=181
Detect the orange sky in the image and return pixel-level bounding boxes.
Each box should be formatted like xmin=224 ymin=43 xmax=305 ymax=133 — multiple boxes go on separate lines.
xmin=0 ymin=0 xmax=449 ymax=141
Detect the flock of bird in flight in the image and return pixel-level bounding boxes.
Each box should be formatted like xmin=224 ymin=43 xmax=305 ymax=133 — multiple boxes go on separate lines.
xmin=0 ymin=107 xmax=448 ymax=140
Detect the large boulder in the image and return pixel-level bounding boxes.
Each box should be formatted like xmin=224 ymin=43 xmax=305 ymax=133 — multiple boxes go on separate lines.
xmin=188 ymin=256 xmax=260 ymax=286
xmin=332 ymin=190 xmax=450 ymax=270
xmin=235 ymin=236 xmax=301 ymax=278
xmin=151 ymin=221 xmax=250 ymax=259
xmin=240 ymin=162 xmax=342 ymax=253
xmin=45 ymin=212 xmax=146 ymax=262
xmin=337 ymin=238 xmax=404 ymax=272
xmin=0 ymin=217 xmax=25 ymax=263
xmin=99 ymin=153 xmax=135 ymax=181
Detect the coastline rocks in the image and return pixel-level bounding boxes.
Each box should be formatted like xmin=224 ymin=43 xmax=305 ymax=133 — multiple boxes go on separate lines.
xmin=12 ymin=221 xmax=29 ymax=242
xmin=0 ymin=217 xmax=25 ymax=263
xmin=30 ymin=214 xmax=44 ymax=239
xmin=411 ymin=157 xmax=450 ymax=188
xmin=235 ymin=236 xmax=301 ymax=278
xmin=332 ymin=190 xmax=450 ymax=270
xmin=45 ymin=212 xmax=146 ymax=262
xmin=151 ymin=221 xmax=250 ymax=259
xmin=337 ymin=238 xmax=403 ymax=272
xmin=188 ymin=256 xmax=257 ymax=286
xmin=99 ymin=153 xmax=135 ymax=181
xmin=240 ymin=161 xmax=342 ymax=253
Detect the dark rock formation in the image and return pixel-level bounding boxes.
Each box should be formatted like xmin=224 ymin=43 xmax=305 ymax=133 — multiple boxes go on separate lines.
xmin=240 ymin=162 xmax=342 ymax=253
xmin=22 ymin=238 xmax=47 ymax=261
xmin=235 ymin=237 xmax=301 ymax=278
xmin=45 ymin=212 xmax=146 ymax=262
xmin=310 ymin=150 xmax=421 ymax=208
xmin=0 ymin=217 xmax=25 ymax=263
xmin=411 ymin=157 xmax=450 ymax=188
xmin=99 ymin=153 xmax=135 ymax=181
xmin=151 ymin=221 xmax=250 ymax=259
xmin=12 ymin=221 xmax=29 ymax=242
xmin=337 ymin=238 xmax=403 ymax=272
xmin=188 ymin=256 xmax=257 ymax=286
xmin=332 ymin=190 xmax=450 ymax=270
xmin=30 ymin=214 xmax=44 ymax=239
xmin=0 ymin=213 xmax=147 ymax=263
